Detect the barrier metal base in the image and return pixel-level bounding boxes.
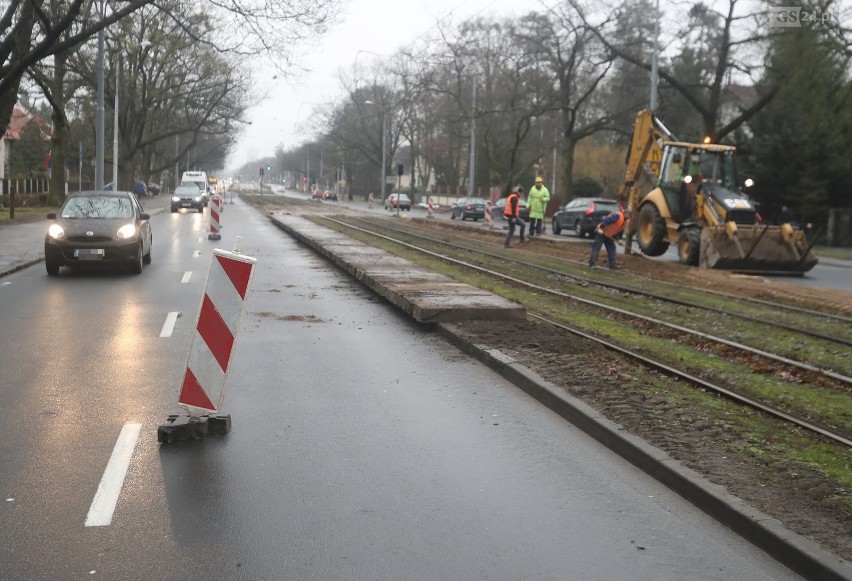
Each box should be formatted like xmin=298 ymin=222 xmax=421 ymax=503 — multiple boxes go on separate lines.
xmin=208 ymin=233 xmax=221 ymax=240
xmin=157 ymin=413 xmax=231 ymax=444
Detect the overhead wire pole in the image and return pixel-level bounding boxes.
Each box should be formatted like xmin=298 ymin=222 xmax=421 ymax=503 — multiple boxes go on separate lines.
xmin=468 ymin=81 xmax=477 ymax=197
xmin=95 ymin=0 xmax=106 ymax=189
xmin=650 ymin=0 xmax=660 ymax=111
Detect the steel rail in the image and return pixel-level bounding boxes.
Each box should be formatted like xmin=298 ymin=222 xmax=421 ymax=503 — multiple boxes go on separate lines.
xmin=346 ymin=216 xmax=852 ymax=348
xmin=326 ymin=216 xmax=852 ymax=387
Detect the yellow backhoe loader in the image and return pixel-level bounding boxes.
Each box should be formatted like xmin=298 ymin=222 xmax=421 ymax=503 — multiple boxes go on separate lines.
xmin=617 ymin=110 xmax=817 ymax=274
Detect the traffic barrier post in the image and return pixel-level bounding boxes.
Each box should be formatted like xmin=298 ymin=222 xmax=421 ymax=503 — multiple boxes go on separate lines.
xmin=208 ymin=195 xmax=222 ymax=240
xmin=368 ymin=193 xmax=374 ymax=209
xmin=485 ymin=201 xmax=492 ymax=225
xmin=427 ymin=197 xmax=434 ymax=218
xmin=158 ymin=238 xmax=257 ymax=443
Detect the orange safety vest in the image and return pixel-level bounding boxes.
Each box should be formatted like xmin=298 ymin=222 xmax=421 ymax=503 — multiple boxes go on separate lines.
xmin=504 ymin=192 xmax=520 ymax=217
xmin=601 ymin=211 xmax=625 ymax=238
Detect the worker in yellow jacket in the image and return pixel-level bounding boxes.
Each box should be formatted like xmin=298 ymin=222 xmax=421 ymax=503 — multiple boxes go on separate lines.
xmin=527 ymin=177 xmax=550 ymax=237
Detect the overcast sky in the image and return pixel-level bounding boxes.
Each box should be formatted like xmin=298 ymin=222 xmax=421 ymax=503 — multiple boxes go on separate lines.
xmin=224 ymin=0 xmax=526 ymax=171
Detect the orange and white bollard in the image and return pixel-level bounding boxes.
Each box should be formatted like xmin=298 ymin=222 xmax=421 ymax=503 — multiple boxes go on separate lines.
xmin=368 ymin=193 xmax=374 ymax=208
xmin=158 ymin=238 xmax=257 ymax=443
xmin=427 ymin=197 xmax=434 ymax=218
xmin=485 ymin=201 xmax=492 ymax=225
xmin=208 ymin=195 xmax=221 ymax=240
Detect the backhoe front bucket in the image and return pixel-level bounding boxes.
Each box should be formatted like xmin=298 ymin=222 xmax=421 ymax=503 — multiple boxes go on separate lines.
xmin=699 ymin=225 xmax=818 ymax=274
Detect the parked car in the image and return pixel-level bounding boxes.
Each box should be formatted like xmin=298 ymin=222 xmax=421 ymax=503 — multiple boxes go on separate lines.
xmin=493 ymin=196 xmax=529 ymax=221
xmin=450 ymin=197 xmax=487 ymax=221
xmin=323 ymin=190 xmax=338 ymax=201
xmin=44 ymin=190 xmax=153 ymax=275
xmin=170 ymin=184 xmax=206 ymax=213
xmin=311 ymin=189 xmax=324 ymax=200
xmin=384 ymin=193 xmax=411 ymax=211
xmin=551 ymin=197 xmax=622 ymax=238
xmin=133 ymin=179 xmax=149 ymax=197
xmin=147 ymin=182 xmax=161 ymax=195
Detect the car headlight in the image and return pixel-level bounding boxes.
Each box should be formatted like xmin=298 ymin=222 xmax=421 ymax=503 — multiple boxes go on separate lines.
xmin=172 ymin=196 xmax=180 ymax=202
xmin=194 ymin=196 xmax=201 ymax=201
xmin=117 ymin=224 xmax=137 ymax=239
xmin=48 ymin=224 xmax=65 ymax=240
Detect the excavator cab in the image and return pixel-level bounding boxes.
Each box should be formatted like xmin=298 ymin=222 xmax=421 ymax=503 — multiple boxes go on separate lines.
xmin=620 ymin=110 xmax=818 ymax=274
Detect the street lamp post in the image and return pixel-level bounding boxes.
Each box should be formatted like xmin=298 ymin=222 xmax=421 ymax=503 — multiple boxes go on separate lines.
xmin=364 ymin=100 xmax=387 ymax=202
xmin=95 ymin=0 xmax=106 ymax=189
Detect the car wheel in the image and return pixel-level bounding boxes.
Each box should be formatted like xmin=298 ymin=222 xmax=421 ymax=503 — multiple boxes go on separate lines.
xmin=130 ymin=243 xmax=144 ymax=274
xmin=45 ymin=259 xmax=60 ymax=276
xmin=450 ymin=210 xmax=456 ymax=219
xmin=461 ymin=213 xmax=467 ymax=221
xmin=143 ymin=238 xmax=152 ymax=265
xmin=552 ymin=220 xmax=562 ymax=235
xmin=171 ymin=206 xmax=177 ymax=213
xmin=574 ymin=221 xmax=584 ymax=238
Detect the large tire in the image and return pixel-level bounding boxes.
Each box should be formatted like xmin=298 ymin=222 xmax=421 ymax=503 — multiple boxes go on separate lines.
xmin=636 ymin=203 xmax=670 ymax=256
xmin=45 ymin=259 xmax=59 ymax=276
xmin=677 ymin=228 xmax=701 ymax=266
xmin=552 ymin=220 xmax=562 ymax=235
xmin=574 ymin=221 xmax=584 ymax=238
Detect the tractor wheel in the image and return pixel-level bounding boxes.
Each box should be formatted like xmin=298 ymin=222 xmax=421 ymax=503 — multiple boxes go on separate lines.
xmin=636 ymin=204 xmax=670 ymax=256
xmin=677 ymin=228 xmax=701 ymax=266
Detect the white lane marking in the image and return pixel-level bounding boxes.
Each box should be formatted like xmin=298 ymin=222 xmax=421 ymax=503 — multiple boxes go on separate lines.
xmin=85 ymin=423 xmax=142 ymax=527
xmin=160 ymin=312 xmax=180 ymax=337
xmin=181 ymin=271 xmax=192 ymax=283
xmin=193 ymin=250 xmax=202 ymax=257
xmin=1 ymin=282 xmax=11 ymax=286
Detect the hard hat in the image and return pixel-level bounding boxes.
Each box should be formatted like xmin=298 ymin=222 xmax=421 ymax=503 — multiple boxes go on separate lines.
xmin=535 ymin=177 xmax=543 ymax=183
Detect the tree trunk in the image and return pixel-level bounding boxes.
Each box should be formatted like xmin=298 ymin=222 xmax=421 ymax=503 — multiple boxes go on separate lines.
xmin=49 ymin=50 xmax=68 ymax=206
xmin=559 ymin=135 xmax=577 ymax=203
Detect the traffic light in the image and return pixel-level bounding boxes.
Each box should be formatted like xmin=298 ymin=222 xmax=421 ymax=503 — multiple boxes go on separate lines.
xmin=266 ymin=165 xmax=271 ymax=171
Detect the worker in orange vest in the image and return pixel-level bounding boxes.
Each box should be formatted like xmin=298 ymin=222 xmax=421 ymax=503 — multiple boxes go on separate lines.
xmin=503 ymin=187 xmax=527 ymax=248
xmin=588 ymin=207 xmax=625 ymax=269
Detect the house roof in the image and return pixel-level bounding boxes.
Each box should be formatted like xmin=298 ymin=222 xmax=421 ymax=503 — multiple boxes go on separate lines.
xmin=4 ymin=103 xmax=51 ymax=141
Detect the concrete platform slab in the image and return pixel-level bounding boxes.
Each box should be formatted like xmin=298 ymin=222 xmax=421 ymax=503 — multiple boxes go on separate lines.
xmin=269 ymin=214 xmax=525 ymax=323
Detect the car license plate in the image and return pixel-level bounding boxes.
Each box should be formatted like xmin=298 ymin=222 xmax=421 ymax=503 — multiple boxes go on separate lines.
xmin=182 ymin=202 xmax=192 ymax=207
xmin=74 ymin=249 xmax=105 ymax=260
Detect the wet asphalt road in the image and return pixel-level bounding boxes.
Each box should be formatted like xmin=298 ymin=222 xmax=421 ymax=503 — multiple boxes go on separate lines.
xmin=0 ymin=199 xmax=802 ymax=580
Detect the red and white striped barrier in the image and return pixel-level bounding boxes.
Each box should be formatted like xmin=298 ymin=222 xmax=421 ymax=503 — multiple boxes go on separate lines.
xmin=427 ymin=197 xmax=434 ymax=218
xmin=178 ymin=244 xmax=256 ymax=417
xmin=485 ymin=201 xmax=492 ymax=224
xmin=208 ymin=195 xmax=222 ymax=240
xmin=368 ymin=193 xmax=374 ymax=208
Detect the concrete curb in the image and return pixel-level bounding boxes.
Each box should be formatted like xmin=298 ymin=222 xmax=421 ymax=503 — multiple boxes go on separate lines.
xmin=0 ymin=257 xmax=43 ymax=278
xmin=435 ymin=323 xmax=852 ymax=581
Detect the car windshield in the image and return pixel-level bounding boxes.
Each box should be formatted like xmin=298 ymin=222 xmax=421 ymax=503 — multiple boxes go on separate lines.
xmin=175 ymin=186 xmax=199 ymax=195
xmin=596 ymin=201 xmax=621 ymax=213
xmin=60 ymin=196 xmax=134 ymax=219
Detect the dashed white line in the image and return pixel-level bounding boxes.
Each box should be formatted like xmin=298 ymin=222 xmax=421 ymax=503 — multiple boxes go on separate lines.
xmin=85 ymin=423 xmax=142 ymax=527
xmin=160 ymin=312 xmax=180 ymax=337
xmin=181 ymin=271 xmax=192 ymax=283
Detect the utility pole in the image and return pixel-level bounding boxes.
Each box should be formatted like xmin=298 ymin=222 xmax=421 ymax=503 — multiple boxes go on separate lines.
xmin=112 ymin=53 xmax=119 ymax=189
xmin=95 ymin=0 xmax=106 ymax=189
xmin=468 ymin=82 xmax=477 ymax=197
xmin=650 ymin=0 xmax=660 ymax=111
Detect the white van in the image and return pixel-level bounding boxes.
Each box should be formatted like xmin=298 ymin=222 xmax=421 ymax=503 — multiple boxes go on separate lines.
xmin=181 ymin=171 xmax=209 ymax=205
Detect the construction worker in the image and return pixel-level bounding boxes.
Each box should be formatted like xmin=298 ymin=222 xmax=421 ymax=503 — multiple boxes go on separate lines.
xmin=527 ymin=176 xmax=550 ymax=237
xmin=588 ymin=206 xmax=626 ymax=269
xmin=503 ymin=187 xmax=527 ymax=248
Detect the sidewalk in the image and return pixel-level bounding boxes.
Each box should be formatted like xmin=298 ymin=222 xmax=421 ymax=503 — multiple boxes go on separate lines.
xmin=0 ymin=193 xmax=172 ymax=277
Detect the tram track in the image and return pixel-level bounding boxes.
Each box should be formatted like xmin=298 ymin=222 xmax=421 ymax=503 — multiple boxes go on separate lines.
xmin=320 ymin=215 xmax=851 ymax=448
xmin=350 ymin=216 xmax=852 ymax=346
